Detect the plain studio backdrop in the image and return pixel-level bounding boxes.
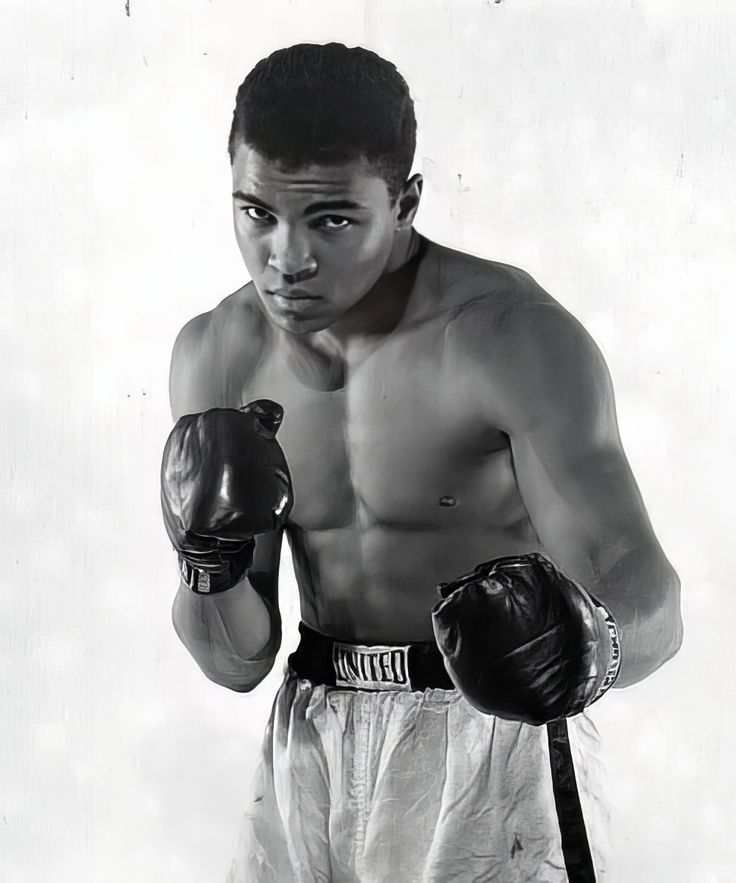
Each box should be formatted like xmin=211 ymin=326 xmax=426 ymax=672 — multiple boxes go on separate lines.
xmin=2 ymin=1 xmax=733 ymax=880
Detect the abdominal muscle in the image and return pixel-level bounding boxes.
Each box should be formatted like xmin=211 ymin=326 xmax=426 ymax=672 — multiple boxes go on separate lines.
xmin=287 ymin=502 xmax=542 ymax=643
xmin=273 ymin=367 xmax=544 ymax=642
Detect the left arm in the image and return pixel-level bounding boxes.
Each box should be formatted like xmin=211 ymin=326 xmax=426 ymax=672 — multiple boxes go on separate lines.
xmin=484 ymin=302 xmax=682 ymax=688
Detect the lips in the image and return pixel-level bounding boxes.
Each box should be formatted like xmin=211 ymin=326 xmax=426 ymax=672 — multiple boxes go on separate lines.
xmin=266 ymin=288 xmax=320 ymax=301
xmin=266 ymin=288 xmax=322 ymax=314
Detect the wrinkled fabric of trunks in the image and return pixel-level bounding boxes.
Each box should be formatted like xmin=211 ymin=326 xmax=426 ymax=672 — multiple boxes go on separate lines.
xmin=226 ymin=625 xmax=610 ymax=883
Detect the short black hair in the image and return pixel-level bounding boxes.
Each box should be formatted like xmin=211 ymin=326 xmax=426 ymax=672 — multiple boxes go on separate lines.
xmin=228 ymin=42 xmax=417 ymax=202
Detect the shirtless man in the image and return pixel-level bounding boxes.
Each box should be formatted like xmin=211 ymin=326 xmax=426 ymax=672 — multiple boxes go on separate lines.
xmin=161 ymin=43 xmax=683 ymax=882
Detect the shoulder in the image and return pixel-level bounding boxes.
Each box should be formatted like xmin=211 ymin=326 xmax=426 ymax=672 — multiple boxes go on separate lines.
xmin=429 ymin=241 xmax=563 ymax=342
xmin=491 ymin=301 xmax=613 ymax=428
xmin=427 ymin=239 xmax=596 ymax=360
xmin=171 ymin=283 xmax=266 ymax=358
xmin=429 ymin=248 xmax=612 ymax=428
xmin=419 ymin=239 xmax=555 ymax=324
xmin=494 ymin=300 xmax=605 ymax=372
xmin=168 ymin=283 xmax=269 ymax=419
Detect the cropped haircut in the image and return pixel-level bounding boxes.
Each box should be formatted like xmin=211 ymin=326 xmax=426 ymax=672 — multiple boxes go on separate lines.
xmin=228 ymin=43 xmax=417 ymax=203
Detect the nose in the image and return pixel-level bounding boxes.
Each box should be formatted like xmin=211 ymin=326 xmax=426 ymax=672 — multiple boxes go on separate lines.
xmin=267 ymin=227 xmax=317 ymax=283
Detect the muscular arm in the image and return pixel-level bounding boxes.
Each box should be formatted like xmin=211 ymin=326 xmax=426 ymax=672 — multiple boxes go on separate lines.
xmin=465 ymin=300 xmax=682 ymax=688
xmin=167 ymin=307 xmax=283 ymax=692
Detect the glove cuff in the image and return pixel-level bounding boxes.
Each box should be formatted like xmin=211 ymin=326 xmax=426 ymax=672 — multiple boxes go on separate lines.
xmin=588 ymin=598 xmax=622 ymax=705
xmin=178 ymin=539 xmax=254 ymax=596
xmin=179 ymin=559 xmax=233 ymax=595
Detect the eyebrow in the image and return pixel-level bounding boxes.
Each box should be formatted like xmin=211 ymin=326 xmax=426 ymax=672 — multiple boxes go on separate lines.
xmin=231 ymin=191 xmax=367 ymax=215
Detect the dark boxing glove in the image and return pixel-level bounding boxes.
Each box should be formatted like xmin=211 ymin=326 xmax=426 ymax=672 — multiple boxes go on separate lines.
xmin=431 ymin=552 xmax=621 ymax=725
xmin=160 ymin=399 xmax=293 ymax=595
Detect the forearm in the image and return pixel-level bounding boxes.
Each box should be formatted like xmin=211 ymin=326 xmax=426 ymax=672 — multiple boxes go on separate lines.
xmin=583 ymin=546 xmax=683 ymax=688
xmin=171 ymin=573 xmax=281 ymax=692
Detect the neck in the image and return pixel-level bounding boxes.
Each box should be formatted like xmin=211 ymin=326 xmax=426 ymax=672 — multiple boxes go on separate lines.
xmin=276 ymin=229 xmax=424 ymax=389
xmin=384 ymin=226 xmax=421 ymax=275
xmin=318 ymin=228 xmax=422 ymax=354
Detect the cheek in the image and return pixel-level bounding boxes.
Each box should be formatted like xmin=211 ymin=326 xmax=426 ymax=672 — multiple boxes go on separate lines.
xmin=328 ymin=225 xmax=393 ymax=270
xmin=324 ymin=244 xmax=392 ymax=302
xmin=351 ymin=232 xmax=395 ymax=282
xmin=233 ymin=219 xmax=266 ymax=265
xmin=232 ymin=212 xmax=247 ymax=249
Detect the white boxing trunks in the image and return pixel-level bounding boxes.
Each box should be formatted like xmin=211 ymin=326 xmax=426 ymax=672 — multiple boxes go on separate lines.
xmin=227 ymin=623 xmax=610 ymax=883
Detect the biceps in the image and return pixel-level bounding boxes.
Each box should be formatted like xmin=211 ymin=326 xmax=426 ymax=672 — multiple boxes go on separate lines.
xmin=510 ymin=431 xmax=655 ymax=563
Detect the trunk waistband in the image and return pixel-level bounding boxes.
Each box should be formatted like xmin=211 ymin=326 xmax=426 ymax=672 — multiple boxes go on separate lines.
xmin=288 ymin=621 xmax=455 ymax=692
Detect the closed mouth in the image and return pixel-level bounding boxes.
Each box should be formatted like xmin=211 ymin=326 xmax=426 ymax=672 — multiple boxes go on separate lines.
xmin=267 ymin=289 xmax=320 ymax=301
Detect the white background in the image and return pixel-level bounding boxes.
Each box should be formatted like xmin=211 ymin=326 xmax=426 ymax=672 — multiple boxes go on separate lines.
xmin=2 ymin=1 xmax=734 ymax=880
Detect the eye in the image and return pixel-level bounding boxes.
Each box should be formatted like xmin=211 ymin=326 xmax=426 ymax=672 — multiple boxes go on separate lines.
xmin=315 ymin=215 xmax=352 ymax=230
xmin=240 ymin=206 xmax=274 ymax=224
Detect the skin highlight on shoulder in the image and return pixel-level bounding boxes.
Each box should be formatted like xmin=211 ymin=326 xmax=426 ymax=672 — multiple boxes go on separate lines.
xmin=434 ymin=250 xmax=557 ymax=343
xmin=170 ymin=283 xmax=271 ymax=417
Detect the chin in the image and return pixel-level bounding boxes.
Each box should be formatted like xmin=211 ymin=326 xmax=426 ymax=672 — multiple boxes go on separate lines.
xmin=272 ymin=311 xmax=335 ymax=336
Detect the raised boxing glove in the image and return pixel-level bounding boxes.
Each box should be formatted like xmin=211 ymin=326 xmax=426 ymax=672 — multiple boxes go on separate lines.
xmin=160 ymin=399 xmax=293 ymax=595
xmin=431 ymin=552 xmax=621 ymax=726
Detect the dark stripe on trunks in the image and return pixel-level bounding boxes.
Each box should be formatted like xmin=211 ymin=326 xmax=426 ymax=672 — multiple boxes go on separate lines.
xmin=546 ymin=718 xmax=597 ymax=882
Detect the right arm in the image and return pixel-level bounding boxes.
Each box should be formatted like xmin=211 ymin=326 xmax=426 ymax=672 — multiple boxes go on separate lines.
xmin=167 ymin=309 xmax=283 ymax=692
xmin=170 ymin=529 xmax=283 ymax=692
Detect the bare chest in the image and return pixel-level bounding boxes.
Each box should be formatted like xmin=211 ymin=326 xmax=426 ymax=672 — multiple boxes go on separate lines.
xmin=244 ymin=329 xmax=523 ymax=534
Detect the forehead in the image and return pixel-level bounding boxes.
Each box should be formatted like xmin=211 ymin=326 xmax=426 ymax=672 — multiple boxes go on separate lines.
xmin=231 ymin=144 xmax=391 ymax=206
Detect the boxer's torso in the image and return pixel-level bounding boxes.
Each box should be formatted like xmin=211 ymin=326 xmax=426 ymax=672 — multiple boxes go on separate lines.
xmin=205 ymin=237 xmax=557 ymax=640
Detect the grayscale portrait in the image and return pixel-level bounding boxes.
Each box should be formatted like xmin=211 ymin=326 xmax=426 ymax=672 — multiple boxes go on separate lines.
xmin=5 ymin=2 xmax=733 ymax=882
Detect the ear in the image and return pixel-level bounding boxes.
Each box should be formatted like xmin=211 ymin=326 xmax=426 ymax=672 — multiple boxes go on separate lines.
xmin=240 ymin=399 xmax=284 ymax=437
xmin=395 ymin=173 xmax=423 ymax=229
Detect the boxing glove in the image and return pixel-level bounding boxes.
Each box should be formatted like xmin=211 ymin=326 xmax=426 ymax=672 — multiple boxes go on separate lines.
xmin=160 ymin=399 xmax=293 ymax=595
xmin=431 ymin=552 xmax=621 ymax=726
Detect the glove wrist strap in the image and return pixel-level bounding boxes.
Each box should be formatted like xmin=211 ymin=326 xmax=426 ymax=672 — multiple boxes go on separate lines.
xmin=178 ymin=558 xmax=239 ymax=595
xmin=590 ymin=602 xmax=622 ymax=704
xmin=178 ymin=540 xmax=254 ymax=595
xmin=179 ymin=538 xmax=255 ymax=595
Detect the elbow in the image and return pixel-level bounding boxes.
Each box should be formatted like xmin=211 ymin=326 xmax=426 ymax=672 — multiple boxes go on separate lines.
xmin=204 ymin=670 xmax=265 ymax=694
xmin=225 ymin=681 xmax=260 ymax=694
xmin=171 ymin=605 xmax=278 ymax=693
xmin=199 ymin=659 xmax=275 ymax=694
xmin=646 ymin=607 xmax=684 ymax=681
xmin=663 ymin=566 xmax=684 ymax=661
xmin=615 ymin=569 xmax=684 ymax=688
xmin=639 ymin=559 xmax=684 ymax=669
xmin=664 ymin=601 xmax=684 ymax=663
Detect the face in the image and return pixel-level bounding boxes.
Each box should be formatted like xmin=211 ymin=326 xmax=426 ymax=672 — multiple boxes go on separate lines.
xmin=231 ymin=143 xmax=415 ymax=335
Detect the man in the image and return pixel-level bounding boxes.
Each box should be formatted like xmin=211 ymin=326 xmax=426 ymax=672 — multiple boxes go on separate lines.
xmin=161 ymin=43 xmax=682 ymax=882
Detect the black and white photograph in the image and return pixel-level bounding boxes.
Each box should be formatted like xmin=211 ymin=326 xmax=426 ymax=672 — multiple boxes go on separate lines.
xmin=3 ymin=1 xmax=733 ymax=880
